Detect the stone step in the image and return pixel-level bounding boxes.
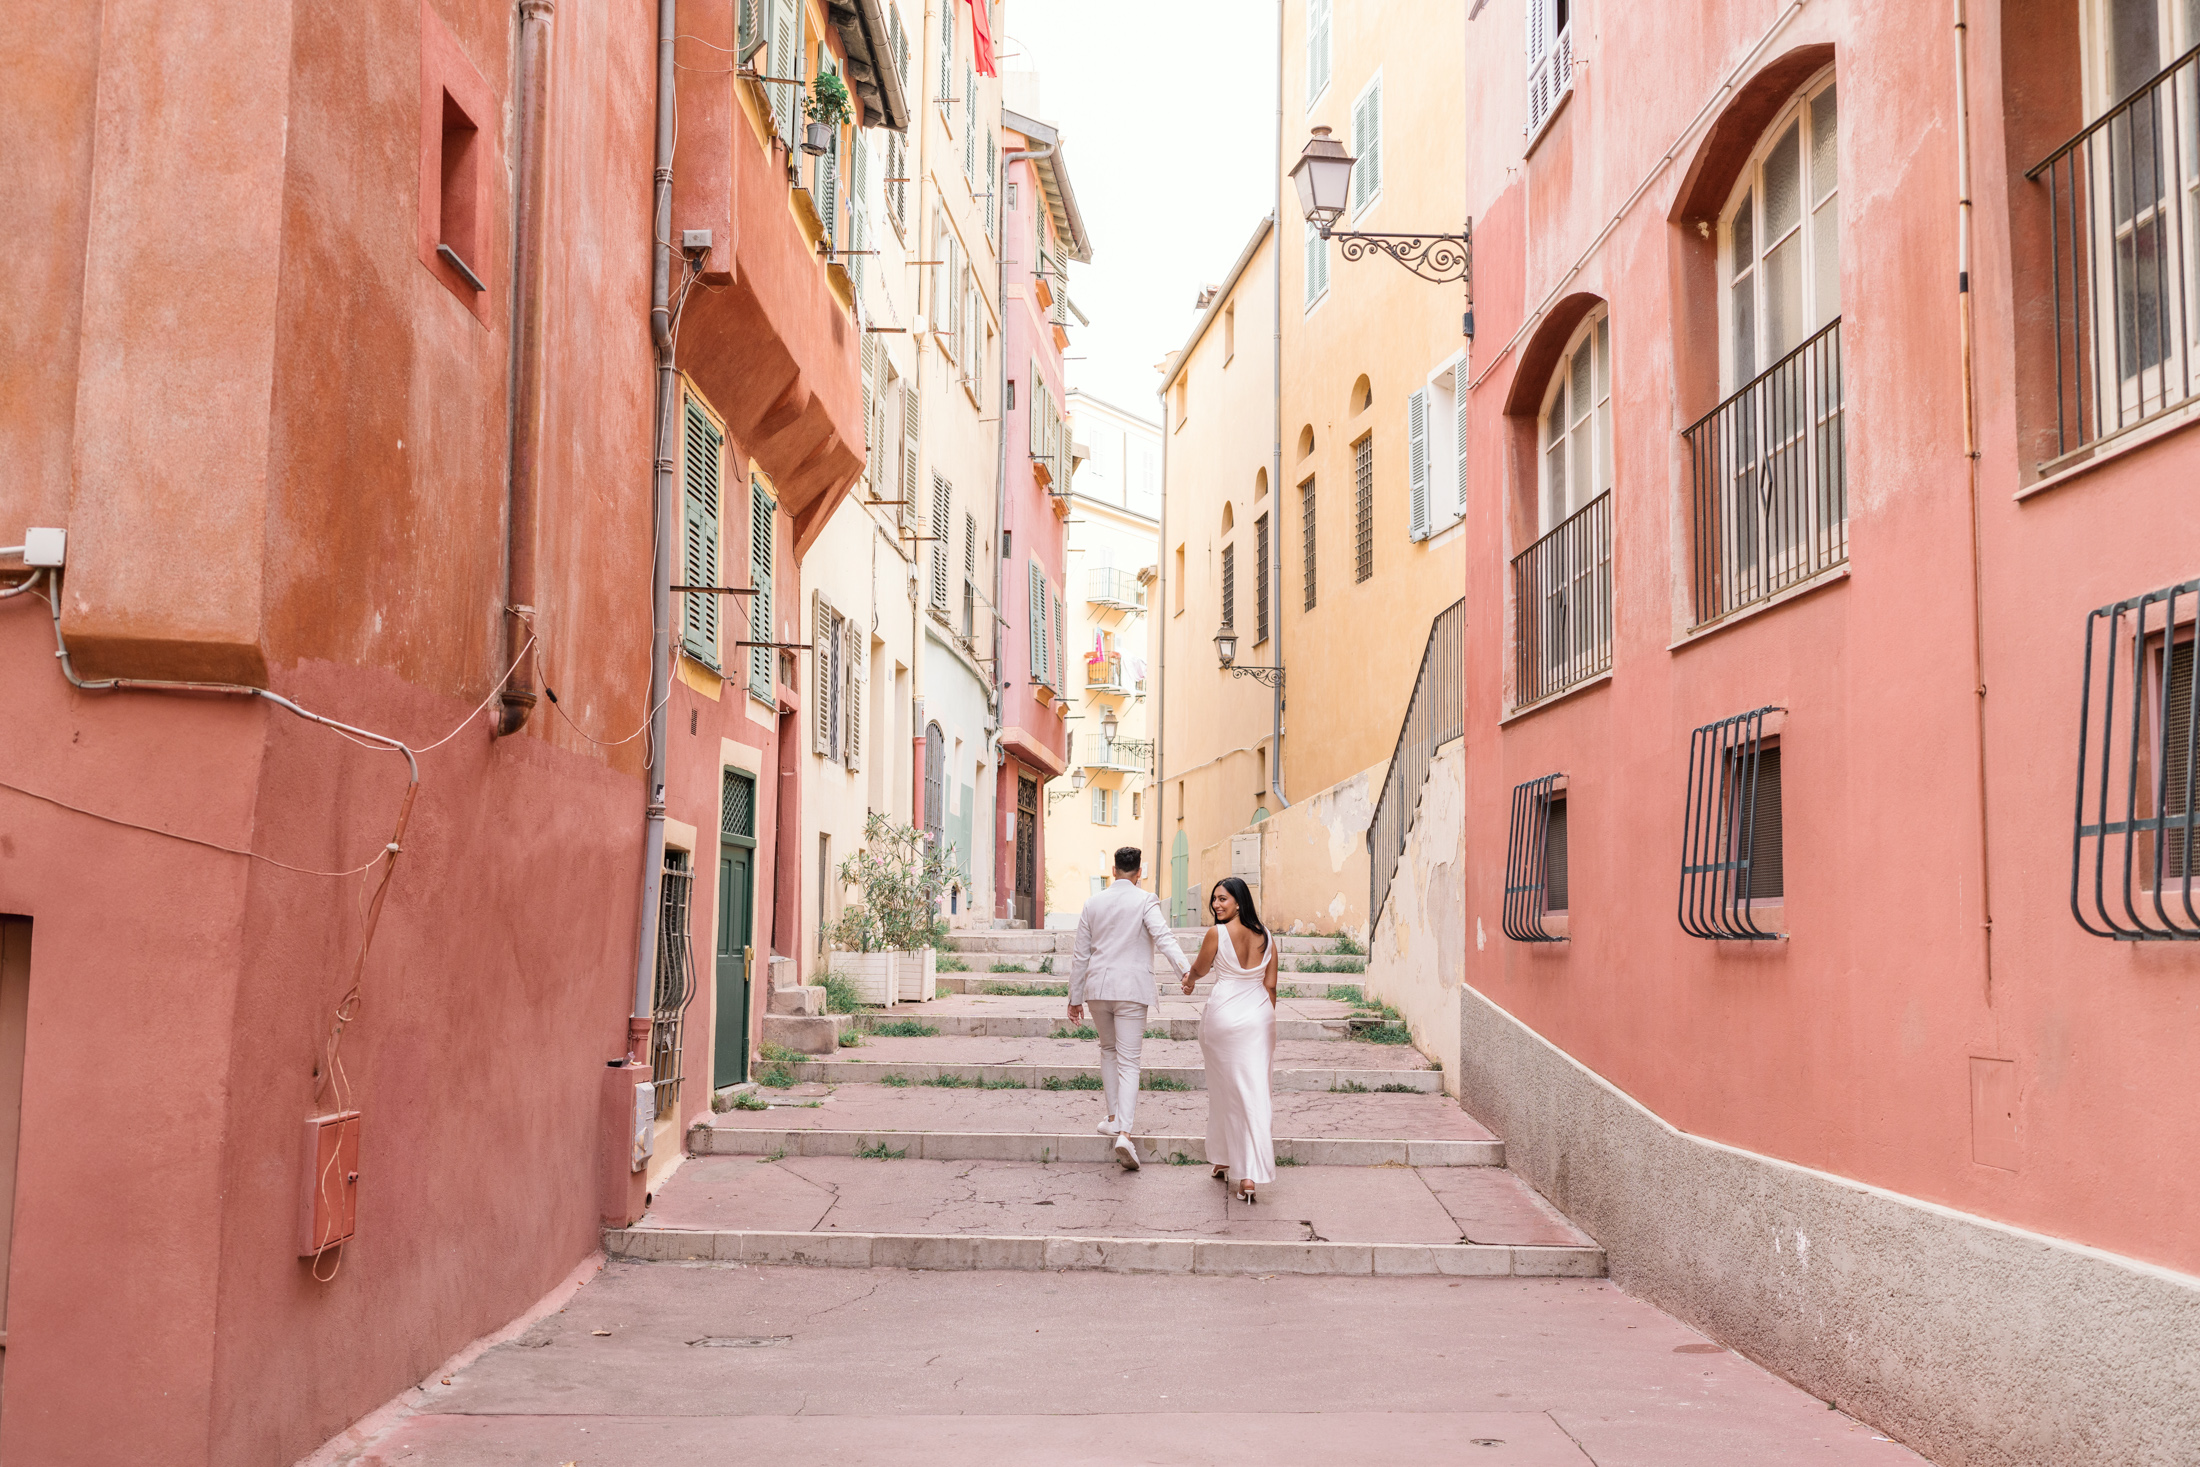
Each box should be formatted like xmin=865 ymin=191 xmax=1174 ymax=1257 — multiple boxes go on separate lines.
xmin=764 ymin=1059 xmax=1441 ymax=1092
xmin=936 ymin=974 xmax=1364 ymax=1000
xmin=939 ymin=931 xmax=1361 ymax=959
xmin=852 ymin=1011 xmax=1348 ymax=1041
xmin=690 ymin=1126 xmax=1502 ymax=1167
xmin=606 ymin=1227 xmax=1601 ymax=1278
xmin=768 ymin=984 xmax=825 ymax=1017
xmin=758 ymin=1013 xmax=847 ymax=1055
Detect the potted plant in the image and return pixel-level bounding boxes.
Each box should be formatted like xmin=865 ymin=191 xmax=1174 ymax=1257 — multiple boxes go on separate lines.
xmin=803 ymin=72 xmax=851 ymax=156
xmin=829 ymin=813 xmax=954 ymax=1003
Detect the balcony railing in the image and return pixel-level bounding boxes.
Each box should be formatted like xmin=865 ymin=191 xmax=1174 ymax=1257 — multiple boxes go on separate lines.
xmin=1683 ymin=317 xmax=1846 ymax=629
xmin=2028 ymin=45 xmax=2200 ymax=461
xmin=1369 ymin=599 xmax=1465 ymax=926
xmin=1083 ymin=737 xmax=1150 ymax=773
xmin=1086 ymin=654 xmax=1127 ymax=691
xmin=1511 ymin=491 xmax=1612 ymax=708
xmin=1086 ymin=567 xmax=1145 ymax=610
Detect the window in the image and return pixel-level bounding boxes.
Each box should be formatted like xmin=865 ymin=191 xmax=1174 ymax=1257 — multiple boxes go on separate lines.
xmin=1254 ymin=513 xmax=1271 ymax=643
xmin=1541 ymin=309 xmax=1612 ymax=531
xmin=1304 ymin=220 xmax=1330 ymax=310
xmin=1687 ymin=76 xmax=1845 ymax=628
xmin=436 ymin=92 xmax=484 ymax=291
xmin=1353 ymin=435 xmax=1374 ymax=583
xmin=964 ymin=66 xmax=977 ymax=178
xmin=886 ymin=130 xmax=907 ymax=231
xmin=1091 ymin=787 xmax=1118 ymax=826
xmin=814 ymin=58 xmax=840 ymax=244
xmin=747 ymin=476 xmax=777 ymax=699
xmin=1306 ymin=0 xmax=1332 ymax=105
xmin=1452 ymin=360 xmax=1469 ymax=518
xmin=1525 ymin=0 xmax=1574 ymax=141
xmin=938 ymin=0 xmax=954 ymax=103
xmin=2073 ymin=578 xmax=2200 ymax=939
xmin=2030 ymin=0 xmax=2200 ymax=457
xmin=774 ymin=0 xmax=805 ymax=146
xmin=680 ymin=395 xmax=724 ymax=667
xmin=1407 ymin=387 xmax=1430 ymax=541
xmin=1502 ymin=774 xmax=1567 ymax=942
xmin=650 ymin=849 xmax=694 ymax=1117
xmin=1516 ymin=312 xmax=1616 ymax=704
xmin=1724 ymin=76 xmax=1839 ymax=391
xmin=1220 ymin=542 xmax=1236 ymax=633
xmin=962 ymin=511 xmax=978 ymax=641
xmin=1131 ymin=791 xmax=1143 ymax=820
xmin=1351 ymin=75 xmax=1383 ymax=216
xmin=985 ymin=131 xmax=997 ymax=231
xmin=1300 ymin=476 xmax=1317 ymax=610
xmin=930 ymin=474 xmax=952 ymax=610
xmin=812 ymin=590 xmax=843 ymax=759
xmin=1029 ymin=559 xmax=1050 ymax=682
xmin=1678 ymin=708 xmax=1784 ymax=940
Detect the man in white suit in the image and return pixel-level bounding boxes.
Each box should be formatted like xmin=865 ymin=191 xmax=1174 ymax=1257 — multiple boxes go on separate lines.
xmin=1066 ymin=846 xmax=1192 ymax=1170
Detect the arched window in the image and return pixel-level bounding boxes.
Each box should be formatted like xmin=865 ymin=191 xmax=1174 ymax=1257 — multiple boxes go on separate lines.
xmin=923 ymin=722 xmax=946 ymax=847
xmin=1538 ymin=306 xmax=1612 ymax=532
xmin=1722 ymin=72 xmax=1839 ymax=390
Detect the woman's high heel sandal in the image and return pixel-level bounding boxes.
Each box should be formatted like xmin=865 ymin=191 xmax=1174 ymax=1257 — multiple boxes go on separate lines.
xmin=1211 ymin=1165 xmax=1229 ymax=1182
xmin=1238 ymin=1183 xmax=1257 ymax=1205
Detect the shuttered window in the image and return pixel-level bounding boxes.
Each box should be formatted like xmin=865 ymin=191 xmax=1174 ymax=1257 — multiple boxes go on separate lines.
xmin=1454 ymin=360 xmax=1469 ymax=516
xmin=1028 ymin=559 xmax=1047 ymax=681
xmin=939 ymin=0 xmax=953 ymax=103
xmin=1220 ymin=542 xmax=1235 ymax=631
xmin=747 ymin=477 xmax=776 ymax=699
xmin=961 ymin=510 xmax=978 ymax=640
xmin=681 ymin=397 xmax=723 ymax=667
xmin=1738 ymin=746 xmax=1784 ymax=900
xmin=1353 ymin=436 xmax=1374 ymax=582
xmin=985 ymin=132 xmax=997 ymax=232
xmin=1304 ymin=221 xmax=1329 ymax=310
xmin=774 ymin=0 xmax=804 ymax=146
xmin=843 ymin=615 xmax=865 ymax=771
xmin=1407 ymin=386 xmax=1430 ymax=541
xmin=1525 ymin=0 xmax=1574 ymax=141
xmin=930 ymin=474 xmax=952 ymax=609
xmin=816 ymin=91 xmax=838 ymax=244
xmin=813 ymin=590 xmax=840 ymax=758
xmin=1053 ymin=588 xmax=1066 ymax=697
xmin=1351 ymin=75 xmax=1382 ymax=215
xmin=1255 ymin=513 xmax=1270 ymax=643
xmin=964 ymin=67 xmax=977 ymax=178
xmin=886 ymin=131 xmax=906 ymax=231
xmin=1306 ymin=0 xmax=1331 ymax=104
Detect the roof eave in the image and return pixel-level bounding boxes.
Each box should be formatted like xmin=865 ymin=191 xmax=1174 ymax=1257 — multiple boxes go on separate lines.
xmin=848 ymin=0 xmax=910 ymax=132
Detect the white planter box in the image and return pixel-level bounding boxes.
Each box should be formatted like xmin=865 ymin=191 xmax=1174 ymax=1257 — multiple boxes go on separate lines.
xmin=832 ymin=950 xmax=898 ymax=1007
xmin=897 ymin=947 xmax=937 ymax=1003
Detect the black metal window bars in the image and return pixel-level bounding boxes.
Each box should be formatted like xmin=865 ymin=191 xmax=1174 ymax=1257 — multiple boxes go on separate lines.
xmin=2073 ymin=576 xmax=2200 ymax=940
xmin=1678 ymin=707 xmax=1785 ymax=940
xmin=1369 ymin=599 xmax=1464 ymax=925
xmin=651 ymin=851 xmax=696 ymax=1116
xmin=1683 ymin=318 xmax=1845 ymax=628
xmin=2028 ymin=45 xmax=2200 ymax=463
xmin=1512 ymin=490 xmax=1612 ymax=708
xmin=1503 ymin=774 xmax=1567 ymax=942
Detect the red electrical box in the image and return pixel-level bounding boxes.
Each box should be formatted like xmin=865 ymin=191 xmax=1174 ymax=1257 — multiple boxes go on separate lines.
xmin=299 ymin=1111 xmax=361 ymax=1257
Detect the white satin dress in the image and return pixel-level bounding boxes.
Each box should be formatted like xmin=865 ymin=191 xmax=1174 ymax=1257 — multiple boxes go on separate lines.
xmin=1199 ymin=923 xmax=1276 ymax=1186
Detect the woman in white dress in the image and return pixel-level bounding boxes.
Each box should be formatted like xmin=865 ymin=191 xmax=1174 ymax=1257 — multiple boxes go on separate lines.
xmin=1184 ymin=877 xmax=1278 ymax=1203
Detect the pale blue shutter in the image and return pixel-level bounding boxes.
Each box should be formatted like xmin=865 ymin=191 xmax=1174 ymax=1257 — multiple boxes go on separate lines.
xmin=1028 ymin=560 xmax=1046 ymax=680
xmin=748 ymin=478 xmax=776 ymax=698
xmin=1352 ymin=79 xmax=1381 ymax=213
xmin=1306 ymin=0 xmax=1331 ymax=104
xmin=681 ymin=399 xmax=723 ymax=665
xmin=1407 ymin=387 xmax=1430 ymax=540
xmin=1304 ymin=221 xmax=1328 ymax=308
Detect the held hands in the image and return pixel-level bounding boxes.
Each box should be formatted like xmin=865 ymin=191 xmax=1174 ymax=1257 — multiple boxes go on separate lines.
xmin=1066 ymin=1002 xmax=1083 ymax=1024
xmin=1179 ymin=974 xmax=1196 ymax=996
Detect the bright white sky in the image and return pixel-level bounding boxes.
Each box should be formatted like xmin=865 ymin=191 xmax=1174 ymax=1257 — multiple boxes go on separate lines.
xmin=999 ymin=1 xmax=1281 ymax=415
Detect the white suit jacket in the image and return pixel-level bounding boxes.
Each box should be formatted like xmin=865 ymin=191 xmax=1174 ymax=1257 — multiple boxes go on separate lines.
xmin=1067 ymin=879 xmax=1191 ymax=1006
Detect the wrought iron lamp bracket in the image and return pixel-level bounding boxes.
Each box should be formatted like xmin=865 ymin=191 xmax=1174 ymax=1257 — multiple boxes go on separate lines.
xmin=1320 ymin=224 xmax=1471 ymax=288
xmin=1227 ymin=665 xmax=1286 ymax=690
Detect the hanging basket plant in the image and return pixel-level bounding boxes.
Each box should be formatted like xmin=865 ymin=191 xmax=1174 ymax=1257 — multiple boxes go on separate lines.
xmin=805 ymin=72 xmax=853 ymax=128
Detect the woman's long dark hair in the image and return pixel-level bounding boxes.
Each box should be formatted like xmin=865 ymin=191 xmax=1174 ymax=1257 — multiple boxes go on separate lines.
xmin=1210 ymin=876 xmax=1268 ymax=940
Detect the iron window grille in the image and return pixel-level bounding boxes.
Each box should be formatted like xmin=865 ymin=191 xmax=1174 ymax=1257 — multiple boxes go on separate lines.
xmin=1300 ymin=476 xmax=1318 ymax=610
xmin=1369 ymin=599 xmax=1464 ymax=924
xmin=1678 ymin=707 xmax=1786 ymax=940
xmin=1255 ymin=514 xmax=1271 ymax=643
xmin=2027 ymin=44 xmax=2200 ymax=463
xmin=651 ymin=850 xmax=696 ymax=1117
xmin=1220 ymin=543 xmax=1235 ymax=631
xmin=2073 ymin=576 xmax=2200 ymax=940
xmin=1503 ymin=774 xmax=1568 ymax=942
xmin=1511 ymin=489 xmax=1612 ymax=707
xmin=1683 ymin=318 xmax=1845 ymax=628
xmin=1353 ymin=436 xmax=1374 ymax=583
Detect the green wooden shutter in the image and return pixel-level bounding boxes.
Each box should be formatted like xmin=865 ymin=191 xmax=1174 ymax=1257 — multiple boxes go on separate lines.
xmin=1028 ymin=559 xmax=1046 ymax=681
xmin=748 ymin=478 xmax=775 ymax=698
xmin=843 ymin=616 xmax=864 ymax=772
xmin=681 ymin=399 xmax=723 ymax=665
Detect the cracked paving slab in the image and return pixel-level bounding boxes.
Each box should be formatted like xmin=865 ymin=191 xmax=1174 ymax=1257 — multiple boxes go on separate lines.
xmin=705 ymin=1083 xmax=1496 ymax=1140
xmin=361 ymin=1266 xmax=1928 ymax=1467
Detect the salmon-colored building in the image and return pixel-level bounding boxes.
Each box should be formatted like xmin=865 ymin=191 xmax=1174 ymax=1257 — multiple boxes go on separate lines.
xmin=0 ymin=0 xmax=899 ymax=1459
xmin=1431 ymin=0 xmax=2200 ymax=1462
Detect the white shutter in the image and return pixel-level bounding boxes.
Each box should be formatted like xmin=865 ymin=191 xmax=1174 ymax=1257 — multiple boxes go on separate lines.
xmin=939 ymin=0 xmax=953 ymax=102
xmin=843 ymin=617 xmax=864 ymax=771
xmin=1454 ymin=360 xmax=1469 ymax=515
xmin=1525 ymin=0 xmax=1571 ymax=137
xmin=1407 ymin=387 xmax=1430 ymax=541
xmin=860 ymin=333 xmax=876 ymax=459
xmin=1352 ymin=79 xmax=1381 ymax=213
xmin=1304 ymin=221 xmax=1328 ymax=308
xmin=1028 ymin=560 xmax=1046 ymax=680
xmin=1306 ymin=0 xmax=1331 ymax=104
xmin=812 ymin=590 xmax=835 ymax=754
xmin=964 ymin=67 xmax=977 ymax=178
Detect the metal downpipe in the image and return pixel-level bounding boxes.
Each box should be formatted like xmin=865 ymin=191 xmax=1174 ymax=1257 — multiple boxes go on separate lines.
xmin=496 ymin=0 xmax=555 ymax=736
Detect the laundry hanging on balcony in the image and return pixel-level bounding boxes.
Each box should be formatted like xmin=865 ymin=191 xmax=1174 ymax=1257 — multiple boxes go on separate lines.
xmin=968 ymin=0 xmax=997 ymax=75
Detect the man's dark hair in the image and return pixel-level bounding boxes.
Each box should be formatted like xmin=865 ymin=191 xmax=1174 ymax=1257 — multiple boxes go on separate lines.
xmin=1113 ymin=846 xmax=1143 ymax=876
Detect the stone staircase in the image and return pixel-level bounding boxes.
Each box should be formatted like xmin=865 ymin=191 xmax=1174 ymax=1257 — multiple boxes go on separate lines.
xmin=608 ymin=928 xmax=1605 ymax=1281
xmin=933 ymin=927 xmax=1372 ymax=1000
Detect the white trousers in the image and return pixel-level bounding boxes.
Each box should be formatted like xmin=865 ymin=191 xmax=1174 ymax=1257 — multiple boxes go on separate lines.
xmin=1087 ymin=999 xmax=1147 ymax=1134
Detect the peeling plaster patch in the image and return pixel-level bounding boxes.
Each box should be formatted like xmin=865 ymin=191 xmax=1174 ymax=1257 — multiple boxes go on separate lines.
xmin=1476 ymin=917 xmax=1486 ymax=951
xmin=1327 ymin=893 xmax=1346 ymax=926
xmin=1315 ymin=768 xmax=1380 ymax=872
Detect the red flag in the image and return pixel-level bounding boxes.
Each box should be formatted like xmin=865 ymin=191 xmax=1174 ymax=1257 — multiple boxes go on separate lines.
xmin=969 ymin=0 xmax=997 ymax=76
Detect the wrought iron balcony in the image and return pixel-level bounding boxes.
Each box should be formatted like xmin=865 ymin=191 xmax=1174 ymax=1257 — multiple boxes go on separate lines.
xmin=1511 ymin=491 xmax=1612 ymax=709
xmin=1683 ymin=317 xmax=1846 ymax=628
xmin=1085 ymin=654 xmax=1127 ymax=692
xmin=2028 ymin=46 xmax=2200 ymax=463
xmin=1086 ymin=567 xmax=1146 ymax=610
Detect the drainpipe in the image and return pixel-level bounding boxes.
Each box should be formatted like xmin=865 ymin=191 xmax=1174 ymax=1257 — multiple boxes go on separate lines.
xmin=631 ymin=0 xmax=678 ymax=1058
xmin=1953 ymin=0 xmax=1996 ymax=1004
xmin=496 ymin=0 xmax=555 ymax=736
xmin=997 ymin=142 xmax=1054 ymax=852
xmin=1154 ymin=386 xmax=1170 ymax=910
xmin=1269 ymin=0 xmax=1288 ymax=809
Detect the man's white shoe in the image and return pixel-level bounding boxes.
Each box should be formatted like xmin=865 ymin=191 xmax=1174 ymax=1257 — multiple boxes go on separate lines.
xmin=1113 ymin=1132 xmax=1140 ymax=1171
xmin=1096 ymin=1117 xmax=1124 ymax=1136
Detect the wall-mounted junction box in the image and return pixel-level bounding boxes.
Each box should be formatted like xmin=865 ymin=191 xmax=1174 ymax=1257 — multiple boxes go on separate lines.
xmin=298 ymin=1111 xmax=361 ymax=1257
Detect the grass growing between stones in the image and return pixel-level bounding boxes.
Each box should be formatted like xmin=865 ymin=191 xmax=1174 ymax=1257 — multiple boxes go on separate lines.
xmin=757 ymin=1064 xmax=796 ymax=1089
xmin=760 ymin=1041 xmax=805 ymax=1063
xmin=1167 ymin=1151 xmax=1199 ymax=1165
xmin=1324 ymin=984 xmax=1365 ymax=1003
xmin=855 ymin=1140 xmax=909 ymax=1159
xmin=989 ymin=962 xmax=1031 ymax=973
xmin=1332 ymin=932 xmax=1365 ymax=956
xmin=980 ymin=980 xmax=1069 ymax=996
xmin=921 ymin=1074 xmax=1022 ymax=1089
xmin=1274 ymin=1154 xmax=1303 ymax=1166
xmin=1050 ymin=1025 xmax=1098 ymax=1040
xmin=1145 ymin=1027 xmax=1170 ymax=1039
xmin=1301 ymin=956 xmax=1367 ymax=974
xmin=818 ymin=972 xmax=862 ymax=1014
xmin=871 ymin=1019 xmax=940 ymax=1037
xmin=1042 ymin=1074 xmax=1104 ymax=1091
xmin=1375 ymin=1082 xmax=1422 ymax=1093
xmin=879 ymin=1073 xmax=912 ymax=1087
xmin=1143 ymin=1076 xmax=1190 ymax=1091
xmin=1330 ymin=1079 xmax=1371 ymax=1093
xmin=729 ymin=1090 xmax=770 ymax=1112
xmin=936 ymin=955 xmax=970 ymax=971
xmin=837 ymin=1031 xmax=864 ymax=1047
xmin=1353 ymin=1024 xmax=1415 ymax=1045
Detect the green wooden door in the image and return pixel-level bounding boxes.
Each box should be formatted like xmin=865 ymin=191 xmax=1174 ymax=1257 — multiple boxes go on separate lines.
xmin=715 ymin=771 xmax=758 ymax=1087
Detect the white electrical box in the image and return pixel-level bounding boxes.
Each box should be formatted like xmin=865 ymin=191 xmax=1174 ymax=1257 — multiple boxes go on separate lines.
xmin=631 ymin=1079 xmax=655 ymax=1171
xmin=23 ymin=528 xmax=65 ymax=567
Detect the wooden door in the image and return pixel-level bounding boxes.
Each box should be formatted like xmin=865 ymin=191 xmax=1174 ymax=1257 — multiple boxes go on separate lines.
xmin=1014 ymin=776 xmax=1038 ymax=924
xmin=715 ymin=772 xmax=757 ymax=1088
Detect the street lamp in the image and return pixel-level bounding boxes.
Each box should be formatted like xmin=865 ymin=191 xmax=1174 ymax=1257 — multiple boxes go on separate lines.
xmin=1070 ymin=767 xmax=1086 ymax=791
xmin=1214 ymin=629 xmax=1238 ymax=667
xmin=1101 ymin=709 xmax=1119 ymax=743
xmin=1215 ymin=628 xmax=1284 ymax=690
xmin=1290 ymin=130 xmax=1472 ymax=292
